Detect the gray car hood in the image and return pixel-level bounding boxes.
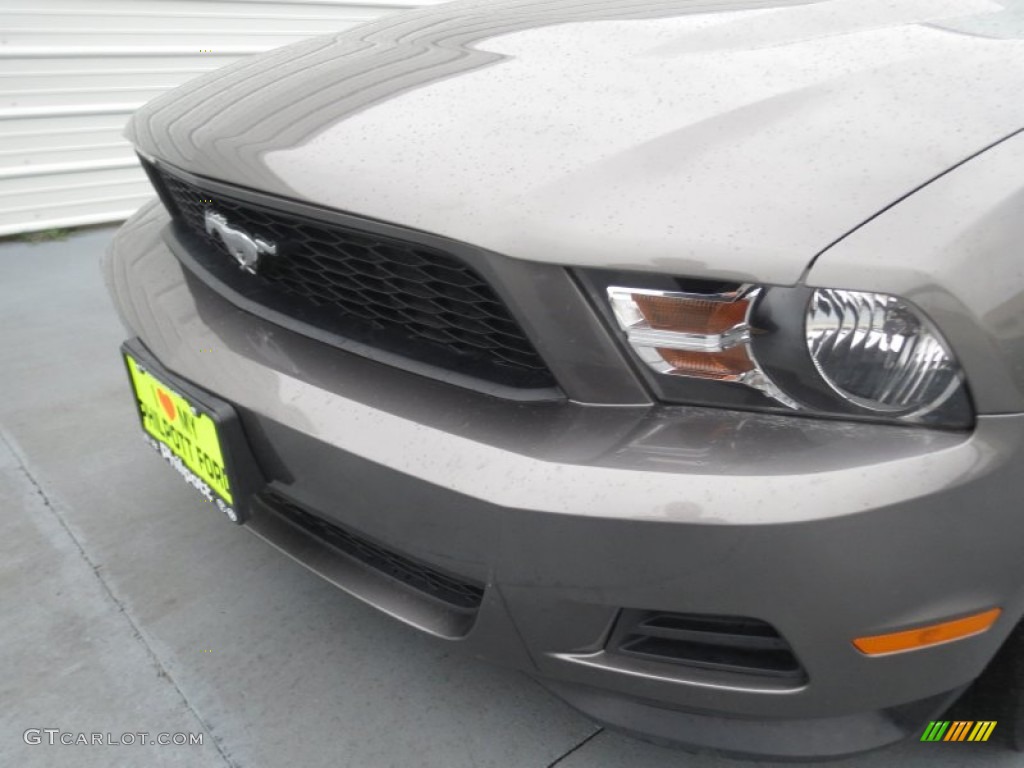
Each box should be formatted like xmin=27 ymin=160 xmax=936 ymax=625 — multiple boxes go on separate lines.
xmin=128 ymin=0 xmax=1024 ymax=284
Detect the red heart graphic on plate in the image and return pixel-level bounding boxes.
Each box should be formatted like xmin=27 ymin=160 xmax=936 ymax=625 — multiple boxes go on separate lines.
xmin=157 ymin=388 xmax=176 ymax=421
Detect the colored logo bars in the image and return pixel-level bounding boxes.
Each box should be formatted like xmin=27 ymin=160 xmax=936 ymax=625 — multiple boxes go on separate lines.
xmin=921 ymin=721 xmax=997 ymax=742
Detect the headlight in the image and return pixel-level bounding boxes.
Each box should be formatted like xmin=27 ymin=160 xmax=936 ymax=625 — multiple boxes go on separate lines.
xmin=582 ymin=272 xmax=972 ymax=428
xmin=805 ymin=289 xmax=962 ymax=417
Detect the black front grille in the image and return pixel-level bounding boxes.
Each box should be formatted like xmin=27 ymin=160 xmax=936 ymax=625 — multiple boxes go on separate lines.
xmin=261 ymin=491 xmax=485 ymax=611
xmin=153 ymin=166 xmax=555 ymax=392
xmin=610 ymin=611 xmax=806 ymax=681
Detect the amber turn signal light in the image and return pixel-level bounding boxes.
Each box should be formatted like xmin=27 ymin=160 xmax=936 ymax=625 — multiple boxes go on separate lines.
xmin=655 ymin=345 xmax=756 ymax=379
xmin=605 ymin=285 xmax=799 ymax=405
xmin=631 ymin=293 xmax=751 ymax=335
xmin=853 ymin=608 xmax=1001 ymax=656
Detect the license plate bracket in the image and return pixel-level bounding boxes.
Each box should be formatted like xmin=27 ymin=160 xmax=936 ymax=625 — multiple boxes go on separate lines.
xmin=121 ymin=339 xmax=263 ymax=523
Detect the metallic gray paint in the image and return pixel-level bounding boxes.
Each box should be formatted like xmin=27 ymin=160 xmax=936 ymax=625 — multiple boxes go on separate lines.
xmin=107 ymin=0 xmax=1024 ymax=758
xmin=127 ymin=0 xmax=1024 ymax=284
xmin=153 ymin=161 xmax=647 ymax=405
xmin=106 ymin=201 xmax=1024 ymax=758
xmin=109 ymin=205 xmax=990 ymax=526
xmin=808 ymin=127 xmax=1024 ymax=414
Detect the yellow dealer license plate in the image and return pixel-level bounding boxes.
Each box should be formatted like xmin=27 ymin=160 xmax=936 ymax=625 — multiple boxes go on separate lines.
xmin=122 ymin=343 xmax=251 ymax=522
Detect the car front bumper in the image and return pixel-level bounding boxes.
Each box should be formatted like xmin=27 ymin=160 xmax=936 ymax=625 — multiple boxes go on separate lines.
xmin=105 ymin=201 xmax=1024 ymax=760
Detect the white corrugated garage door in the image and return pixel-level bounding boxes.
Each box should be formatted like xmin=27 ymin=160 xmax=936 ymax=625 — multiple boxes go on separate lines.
xmin=0 ymin=0 xmax=442 ymax=236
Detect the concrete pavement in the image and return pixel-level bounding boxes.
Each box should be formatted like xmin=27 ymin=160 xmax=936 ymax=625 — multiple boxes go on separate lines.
xmin=0 ymin=225 xmax=1019 ymax=767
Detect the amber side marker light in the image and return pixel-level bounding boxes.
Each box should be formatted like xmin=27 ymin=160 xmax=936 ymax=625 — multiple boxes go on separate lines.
xmin=853 ymin=608 xmax=1002 ymax=656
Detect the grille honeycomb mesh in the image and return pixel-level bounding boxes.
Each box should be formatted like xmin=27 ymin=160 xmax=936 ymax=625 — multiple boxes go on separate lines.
xmin=158 ymin=170 xmax=553 ymax=388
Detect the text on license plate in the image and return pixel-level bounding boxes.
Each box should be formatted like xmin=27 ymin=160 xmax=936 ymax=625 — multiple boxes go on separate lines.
xmin=124 ymin=353 xmax=233 ymax=505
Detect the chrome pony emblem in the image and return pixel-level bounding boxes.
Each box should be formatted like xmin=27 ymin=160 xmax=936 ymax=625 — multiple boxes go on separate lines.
xmin=204 ymin=209 xmax=276 ymax=275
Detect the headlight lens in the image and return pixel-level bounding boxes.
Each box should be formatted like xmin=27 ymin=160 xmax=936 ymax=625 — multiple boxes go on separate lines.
xmin=806 ymin=289 xmax=962 ymax=416
xmin=588 ymin=272 xmax=972 ymax=428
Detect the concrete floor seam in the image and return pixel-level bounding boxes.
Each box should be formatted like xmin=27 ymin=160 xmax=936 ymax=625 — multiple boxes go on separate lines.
xmin=0 ymin=427 xmax=241 ymax=768
xmin=6 ymin=227 xmax=1016 ymax=767
xmin=544 ymin=727 xmax=604 ymax=768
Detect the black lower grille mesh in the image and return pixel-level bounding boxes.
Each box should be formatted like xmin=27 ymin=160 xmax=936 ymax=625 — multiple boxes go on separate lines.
xmin=611 ymin=611 xmax=805 ymax=680
xmin=153 ymin=166 xmax=554 ymax=391
xmin=261 ymin=491 xmax=485 ymax=611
